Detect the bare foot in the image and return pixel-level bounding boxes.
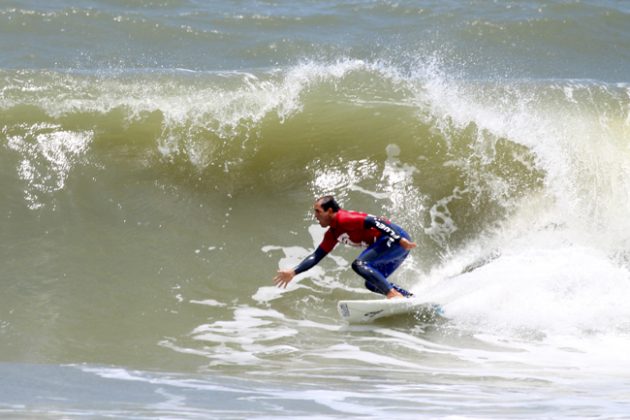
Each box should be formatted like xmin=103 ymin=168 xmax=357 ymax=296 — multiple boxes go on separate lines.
xmin=386 ymin=289 xmax=404 ymax=299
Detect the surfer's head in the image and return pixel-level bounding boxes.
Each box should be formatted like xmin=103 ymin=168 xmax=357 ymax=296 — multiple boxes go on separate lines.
xmin=314 ymin=196 xmax=339 ymax=227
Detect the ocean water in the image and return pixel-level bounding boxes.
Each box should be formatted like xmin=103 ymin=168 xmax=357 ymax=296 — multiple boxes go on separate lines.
xmin=2 ymin=0 xmax=630 ymax=418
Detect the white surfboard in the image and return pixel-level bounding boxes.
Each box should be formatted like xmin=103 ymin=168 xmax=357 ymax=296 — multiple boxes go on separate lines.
xmin=337 ymin=298 xmax=443 ymax=323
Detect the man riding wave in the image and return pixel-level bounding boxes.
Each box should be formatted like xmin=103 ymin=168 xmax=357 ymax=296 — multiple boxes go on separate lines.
xmin=273 ymin=196 xmax=416 ymax=299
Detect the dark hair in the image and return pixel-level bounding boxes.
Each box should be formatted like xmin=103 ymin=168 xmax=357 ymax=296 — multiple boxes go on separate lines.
xmin=317 ymin=195 xmax=340 ymax=212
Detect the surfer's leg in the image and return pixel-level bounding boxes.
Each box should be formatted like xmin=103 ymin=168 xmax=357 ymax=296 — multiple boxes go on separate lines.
xmin=391 ymin=283 xmax=413 ymax=297
xmin=363 ymin=275 xmax=385 ymax=295
xmin=354 ymin=236 xmax=413 ymax=297
xmin=352 ymin=258 xmax=393 ymax=296
xmin=358 ymin=271 xmax=412 ymax=297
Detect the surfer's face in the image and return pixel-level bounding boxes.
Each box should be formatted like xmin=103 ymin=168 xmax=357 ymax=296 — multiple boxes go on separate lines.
xmin=314 ymin=202 xmax=334 ymax=227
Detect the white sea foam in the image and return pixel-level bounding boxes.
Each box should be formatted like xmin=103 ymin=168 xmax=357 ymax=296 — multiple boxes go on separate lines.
xmin=189 ymin=299 xmax=226 ymax=307
xmin=4 ymin=122 xmax=93 ymax=209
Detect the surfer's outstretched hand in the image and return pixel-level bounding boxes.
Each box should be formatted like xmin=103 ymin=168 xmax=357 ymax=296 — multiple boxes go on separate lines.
xmin=274 ymin=269 xmax=295 ymax=288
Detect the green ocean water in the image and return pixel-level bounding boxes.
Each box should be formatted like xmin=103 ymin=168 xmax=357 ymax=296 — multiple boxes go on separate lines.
xmin=2 ymin=1 xmax=630 ymax=418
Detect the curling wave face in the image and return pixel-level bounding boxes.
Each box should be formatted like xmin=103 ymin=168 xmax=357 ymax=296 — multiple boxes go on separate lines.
xmin=2 ymin=1 xmax=630 ymax=416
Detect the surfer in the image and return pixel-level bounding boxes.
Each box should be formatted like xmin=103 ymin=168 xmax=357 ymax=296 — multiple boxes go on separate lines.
xmin=274 ymin=196 xmax=416 ymax=299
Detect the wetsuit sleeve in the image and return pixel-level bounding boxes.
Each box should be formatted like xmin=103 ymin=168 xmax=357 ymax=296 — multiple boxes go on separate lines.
xmin=293 ymin=246 xmax=329 ymax=275
xmin=319 ymin=229 xmax=338 ymax=254
xmin=364 ymin=215 xmax=401 ymax=244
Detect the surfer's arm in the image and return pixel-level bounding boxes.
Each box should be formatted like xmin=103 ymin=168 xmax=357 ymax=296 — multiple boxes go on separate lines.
xmin=274 ymin=246 xmax=328 ymax=288
xmin=294 ymin=246 xmax=328 ymax=274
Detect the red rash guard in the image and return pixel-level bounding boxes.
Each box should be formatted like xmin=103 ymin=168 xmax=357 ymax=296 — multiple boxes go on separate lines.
xmin=320 ymin=209 xmax=381 ymax=252
xmin=293 ymin=209 xmax=403 ymax=275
